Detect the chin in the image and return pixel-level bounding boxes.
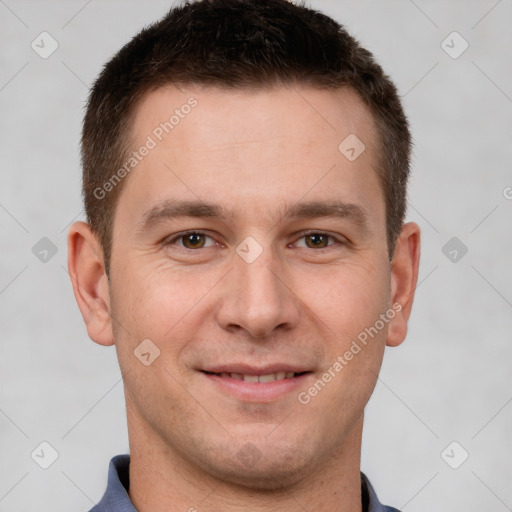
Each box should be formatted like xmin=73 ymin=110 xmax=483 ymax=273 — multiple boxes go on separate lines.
xmin=214 ymin=460 xmax=309 ymax=491
xmin=200 ymin=439 xmax=317 ymax=491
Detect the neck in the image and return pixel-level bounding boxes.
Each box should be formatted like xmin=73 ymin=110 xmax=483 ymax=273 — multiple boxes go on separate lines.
xmin=126 ymin=405 xmax=364 ymax=512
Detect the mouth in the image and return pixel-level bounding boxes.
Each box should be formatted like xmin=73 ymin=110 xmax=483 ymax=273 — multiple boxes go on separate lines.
xmin=199 ymin=367 xmax=313 ymax=402
xmin=202 ymin=370 xmax=310 ymax=383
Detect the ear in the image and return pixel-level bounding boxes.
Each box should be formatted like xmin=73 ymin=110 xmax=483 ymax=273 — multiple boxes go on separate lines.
xmin=67 ymin=221 xmax=114 ymax=346
xmin=386 ymin=222 xmax=421 ymax=347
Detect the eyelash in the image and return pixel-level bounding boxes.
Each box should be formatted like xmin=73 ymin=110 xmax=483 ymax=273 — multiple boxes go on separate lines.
xmin=163 ymin=230 xmax=346 ymax=250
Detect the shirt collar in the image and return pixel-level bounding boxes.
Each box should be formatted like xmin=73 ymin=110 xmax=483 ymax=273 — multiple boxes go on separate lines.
xmin=89 ymin=455 xmax=136 ymax=512
xmin=91 ymin=455 xmax=400 ymax=512
xmin=361 ymin=472 xmax=401 ymax=512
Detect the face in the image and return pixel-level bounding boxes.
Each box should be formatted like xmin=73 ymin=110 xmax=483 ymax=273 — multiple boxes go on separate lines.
xmin=95 ymin=85 xmax=404 ymax=488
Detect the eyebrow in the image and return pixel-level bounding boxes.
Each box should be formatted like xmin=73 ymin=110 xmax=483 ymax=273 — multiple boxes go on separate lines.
xmin=135 ymin=198 xmax=369 ymax=234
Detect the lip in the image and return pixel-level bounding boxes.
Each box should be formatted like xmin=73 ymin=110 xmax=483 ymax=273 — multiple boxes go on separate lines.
xmin=199 ymin=368 xmax=313 ymax=403
xmin=201 ymin=363 xmax=312 ymax=375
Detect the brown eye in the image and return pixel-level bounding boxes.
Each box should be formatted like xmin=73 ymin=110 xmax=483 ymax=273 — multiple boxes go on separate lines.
xmin=164 ymin=231 xmax=217 ymax=251
xmin=304 ymin=233 xmax=329 ymax=248
xmin=181 ymin=233 xmax=206 ymax=249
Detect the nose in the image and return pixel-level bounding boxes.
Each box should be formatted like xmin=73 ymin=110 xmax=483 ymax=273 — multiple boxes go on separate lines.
xmin=215 ymin=243 xmax=301 ymax=339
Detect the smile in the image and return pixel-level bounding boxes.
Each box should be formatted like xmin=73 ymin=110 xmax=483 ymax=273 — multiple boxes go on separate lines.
xmin=199 ymin=369 xmax=313 ymax=402
xmin=203 ymin=370 xmax=309 ymax=383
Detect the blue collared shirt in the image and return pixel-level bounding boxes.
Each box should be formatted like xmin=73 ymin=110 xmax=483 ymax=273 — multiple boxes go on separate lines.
xmin=89 ymin=454 xmax=401 ymax=512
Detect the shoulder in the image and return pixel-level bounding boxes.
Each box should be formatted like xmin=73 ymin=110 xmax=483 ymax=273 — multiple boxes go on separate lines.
xmin=86 ymin=454 xmax=135 ymax=512
xmin=361 ymin=472 xmax=402 ymax=512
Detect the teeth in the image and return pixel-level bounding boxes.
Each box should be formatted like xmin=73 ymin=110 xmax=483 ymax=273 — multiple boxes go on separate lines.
xmin=258 ymin=373 xmax=276 ymax=383
xmin=216 ymin=371 xmax=299 ymax=382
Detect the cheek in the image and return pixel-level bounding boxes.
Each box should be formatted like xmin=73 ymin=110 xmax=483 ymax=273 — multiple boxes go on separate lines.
xmin=295 ymin=259 xmax=391 ymax=341
xmin=293 ymin=342 xmax=385 ymax=447
xmin=292 ymin=260 xmax=390 ymax=410
xmin=110 ymin=261 xmax=222 ymax=354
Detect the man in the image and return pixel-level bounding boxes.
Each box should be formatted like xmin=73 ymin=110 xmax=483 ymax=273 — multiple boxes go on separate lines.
xmin=67 ymin=0 xmax=420 ymax=510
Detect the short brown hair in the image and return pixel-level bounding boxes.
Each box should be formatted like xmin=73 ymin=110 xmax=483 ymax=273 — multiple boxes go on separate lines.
xmin=82 ymin=0 xmax=411 ymax=276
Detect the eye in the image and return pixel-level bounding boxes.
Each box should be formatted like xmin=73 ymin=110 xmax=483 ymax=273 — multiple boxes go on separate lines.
xmin=165 ymin=231 xmax=217 ymax=249
xmin=293 ymin=232 xmax=342 ymax=249
xmin=163 ymin=230 xmax=344 ymax=252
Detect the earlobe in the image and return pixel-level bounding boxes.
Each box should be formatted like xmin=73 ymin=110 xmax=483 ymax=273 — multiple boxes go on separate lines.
xmin=386 ymin=222 xmax=421 ymax=347
xmin=67 ymin=221 xmax=114 ymax=346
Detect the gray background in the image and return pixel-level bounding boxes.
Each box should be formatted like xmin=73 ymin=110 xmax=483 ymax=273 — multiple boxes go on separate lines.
xmin=1 ymin=0 xmax=511 ymax=510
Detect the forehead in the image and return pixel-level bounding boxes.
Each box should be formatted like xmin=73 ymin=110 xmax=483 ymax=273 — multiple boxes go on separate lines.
xmin=130 ymin=84 xmax=378 ymax=151
xmin=118 ymin=84 xmax=383 ymax=228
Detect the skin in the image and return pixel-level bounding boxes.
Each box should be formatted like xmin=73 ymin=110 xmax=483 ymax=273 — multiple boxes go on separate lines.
xmin=68 ymin=84 xmax=420 ymax=512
